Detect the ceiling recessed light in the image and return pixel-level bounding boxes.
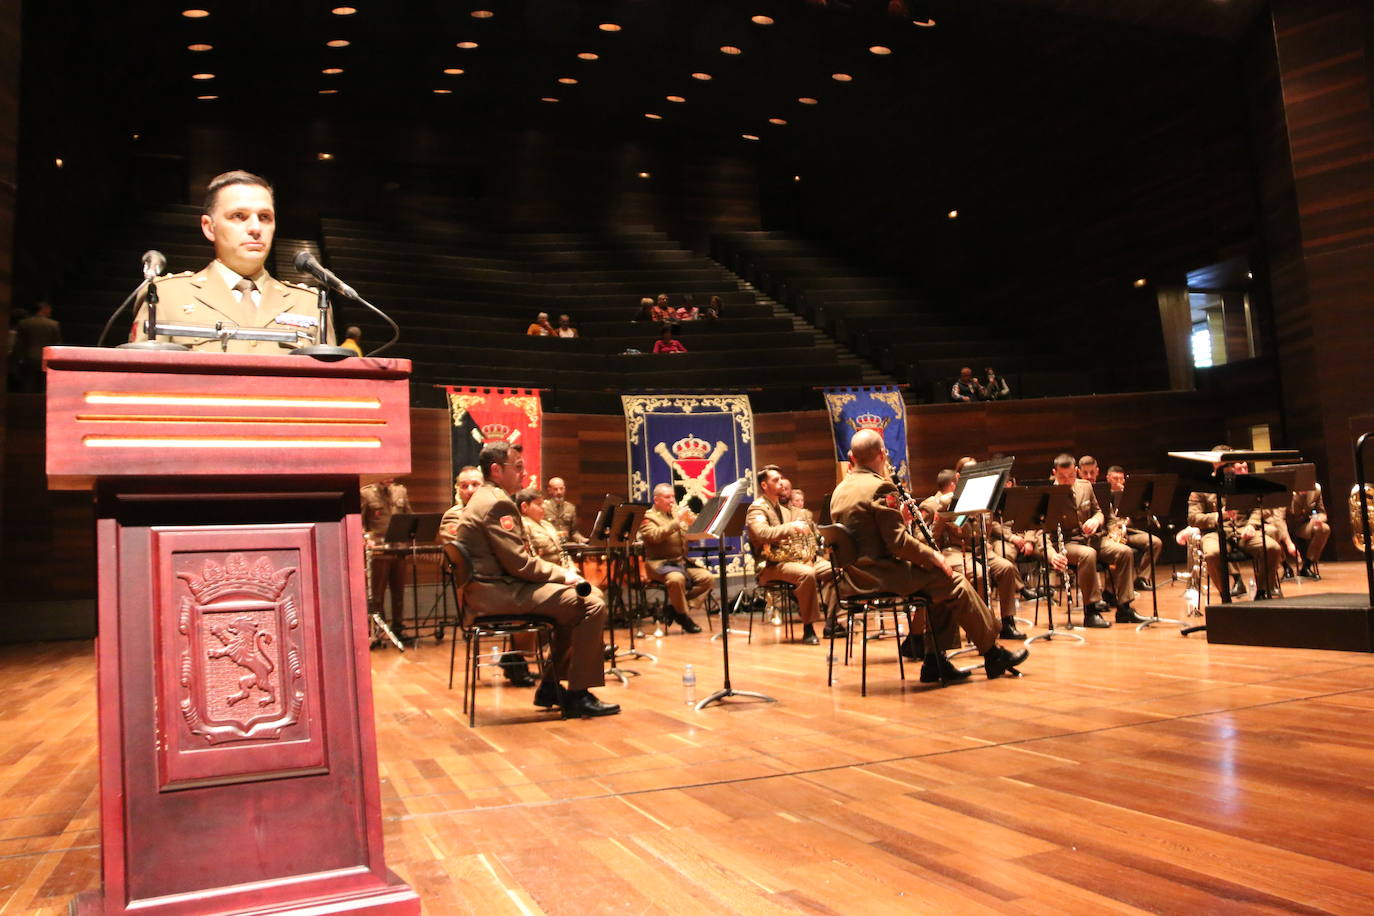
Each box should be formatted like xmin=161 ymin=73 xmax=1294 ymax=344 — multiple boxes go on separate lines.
xmin=793 ymin=175 xmax=801 ymax=182
xmin=318 ymin=152 xmax=334 ymax=161
xmin=719 ymin=45 xmax=742 ymax=55
xmin=691 ymin=72 xmax=712 ymax=80
xmin=831 ymin=72 xmax=853 ymax=82
xmin=666 ymin=95 xmax=686 ymax=103
xmin=768 ymin=117 xmax=787 ymax=125
xmin=322 ymin=67 xmax=343 ymax=75
xmin=1133 ymin=277 xmax=1148 ymax=287
xmin=913 ymin=18 xmax=936 ymax=28
xmin=637 ymin=171 xmax=650 ymax=179
xmin=192 ymin=72 xmax=215 ymax=80
xmin=541 ymin=96 xmax=559 ymax=102
xmin=644 ymin=112 xmax=662 ymax=119
xmin=181 ymin=9 xmax=209 ymax=18
xmin=869 ymin=45 xmax=892 ymax=55
xmin=598 ymin=22 xmax=621 ymax=32
xmin=443 ymin=68 xmax=464 ymax=75
xmin=54 ymin=157 xmax=64 ymax=168
xmin=331 ymin=6 xmax=357 ymax=15
xmin=319 ymin=89 xmax=339 ymax=94
xmin=470 ymin=9 xmax=494 ymax=18
xmin=456 ymin=40 xmax=478 ymax=49
xmin=577 ymin=52 xmax=599 ymax=60
xmin=947 ymin=210 xmax=959 ymax=219
xmin=1247 ymin=271 xmax=1254 ymax=279
xmin=195 ymin=95 xmax=218 ymax=100
xmin=558 ymin=77 xmax=577 ymax=84
xmin=751 ymin=15 xmax=774 ymax=25
xmin=132 ymin=133 xmax=140 ymax=140
xmin=187 ymin=43 xmax=213 ymax=52
xmin=433 ymin=88 xmax=452 ymax=94
xmin=742 ymin=133 xmax=760 ymax=140
xmin=326 ymin=39 xmax=350 ymax=48
xmin=797 ymin=96 xmax=818 ymax=105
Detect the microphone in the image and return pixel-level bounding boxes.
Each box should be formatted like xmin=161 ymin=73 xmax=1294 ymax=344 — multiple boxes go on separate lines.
xmin=141 ymin=250 xmax=167 ymax=282
xmin=293 ymin=250 xmax=359 ymax=300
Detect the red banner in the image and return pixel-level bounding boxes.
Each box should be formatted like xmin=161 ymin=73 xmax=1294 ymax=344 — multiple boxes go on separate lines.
xmin=444 ymin=387 xmax=543 ymax=490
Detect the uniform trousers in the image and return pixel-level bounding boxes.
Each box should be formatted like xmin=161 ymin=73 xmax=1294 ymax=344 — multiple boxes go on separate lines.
xmin=464 ymin=580 xmax=607 ymax=690
xmin=757 ymin=557 xmax=834 ymax=625
xmin=1125 ymin=529 xmax=1163 ymax=584
xmin=1201 ymin=531 xmax=1282 ymax=594
xmin=645 ymin=560 xmax=714 ymax=618
xmin=369 ymin=554 xmax=407 ymax=628
xmin=1292 ymin=518 xmax=1330 ymax=561
xmin=946 ymin=548 xmax=1023 ymax=619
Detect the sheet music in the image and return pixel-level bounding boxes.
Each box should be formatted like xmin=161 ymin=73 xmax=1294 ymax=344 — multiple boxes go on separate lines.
xmin=954 ymin=476 xmax=998 ymax=514
xmin=704 ymin=478 xmax=746 ymax=538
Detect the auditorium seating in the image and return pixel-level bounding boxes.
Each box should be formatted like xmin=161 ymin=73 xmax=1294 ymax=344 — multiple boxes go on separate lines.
xmin=713 ymin=230 xmax=1152 ymax=402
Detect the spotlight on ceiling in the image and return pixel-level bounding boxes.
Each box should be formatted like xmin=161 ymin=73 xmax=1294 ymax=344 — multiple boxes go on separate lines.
xmin=742 ymin=133 xmax=760 ymax=141
xmin=456 ymin=41 xmax=478 ymax=49
xmin=637 ymin=171 xmax=651 ymax=179
xmin=645 ymin=113 xmax=662 ymax=120
xmin=443 ymin=68 xmax=464 ymax=75
xmin=187 ymin=43 xmax=213 ymax=52
xmin=192 ymin=72 xmax=215 ymax=80
xmin=558 ymin=77 xmax=578 ymax=84
xmin=691 ymin=72 xmax=712 ymax=81
xmin=751 ymin=15 xmax=774 ymax=25
xmin=470 ymin=9 xmax=494 ymax=18
xmin=541 ymin=96 xmax=559 ymax=102
xmin=831 ymin=72 xmax=853 ymax=82
xmin=331 ymin=6 xmax=357 ymax=15
xmin=768 ymin=117 xmax=787 ymax=125
xmin=598 ymin=22 xmax=621 ymax=32
xmin=913 ymin=18 xmax=936 ymax=28
xmin=666 ymin=95 xmax=686 ymax=103
xmin=322 ymin=68 xmax=343 ymax=74
xmin=326 ymin=39 xmax=350 ymax=48
xmin=797 ymin=97 xmax=818 ymax=104
xmin=318 ymin=152 xmax=335 ymax=161
xmin=869 ymin=45 xmax=892 ymax=55
xmin=181 ymin=9 xmax=209 ymax=18
xmin=720 ymin=45 xmax=742 ymax=55
xmin=1133 ymin=278 xmax=1148 ymax=287
xmin=578 ymin=52 xmax=599 ymax=60
xmin=947 ymin=209 xmax=959 ymax=219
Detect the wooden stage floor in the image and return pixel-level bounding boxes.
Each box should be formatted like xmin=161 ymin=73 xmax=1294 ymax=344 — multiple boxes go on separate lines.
xmin=5 ymin=565 xmax=1374 ymax=914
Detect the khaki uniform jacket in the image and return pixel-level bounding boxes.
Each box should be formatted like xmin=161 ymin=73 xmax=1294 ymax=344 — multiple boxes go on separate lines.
xmin=919 ymin=492 xmax=970 ymax=552
xmin=131 ymin=261 xmax=331 ymax=353
xmin=829 ymin=466 xmax=942 ymax=594
xmin=1291 ymin=488 xmax=1325 ymax=520
xmin=546 ymin=498 xmax=579 ymax=540
xmin=524 ymin=516 xmax=572 ymax=569
xmin=745 ymin=497 xmax=792 ymax=563
xmin=1188 ymin=491 xmax=1263 ymax=534
xmin=640 ymin=507 xmax=690 ymax=563
xmin=454 ymin=482 xmax=568 ymax=620
xmin=360 ymin=483 xmax=410 ymax=539
xmin=439 ymin=503 xmax=464 ymax=545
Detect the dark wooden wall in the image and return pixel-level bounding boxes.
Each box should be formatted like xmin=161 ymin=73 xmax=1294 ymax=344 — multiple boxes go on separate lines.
xmin=1252 ymin=0 xmax=1374 ymax=558
xmin=0 ymin=0 xmax=22 ymax=575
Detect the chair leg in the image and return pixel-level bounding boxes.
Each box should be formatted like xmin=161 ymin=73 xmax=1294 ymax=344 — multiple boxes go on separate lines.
xmin=892 ymin=604 xmax=905 ymax=682
xmin=860 ymin=607 xmax=869 ymax=697
xmin=468 ymin=633 xmax=480 ymax=727
xmin=827 ymin=604 xmax=840 ymax=687
xmin=448 ymin=622 xmax=460 ymax=690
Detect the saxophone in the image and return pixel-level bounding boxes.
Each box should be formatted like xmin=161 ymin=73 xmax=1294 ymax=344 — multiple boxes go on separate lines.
xmin=1352 ymin=483 xmax=1374 ymax=552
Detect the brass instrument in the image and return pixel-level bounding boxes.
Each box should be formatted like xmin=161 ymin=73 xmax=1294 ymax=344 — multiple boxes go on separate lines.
xmin=1183 ymin=532 xmax=1205 ymax=615
xmin=762 ymin=523 xmax=819 ymax=564
xmin=1352 ymin=483 xmax=1374 ymax=552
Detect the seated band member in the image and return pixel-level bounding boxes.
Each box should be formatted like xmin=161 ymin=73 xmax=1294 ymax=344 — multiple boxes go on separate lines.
xmin=454 ymin=442 xmax=618 ymax=718
xmin=517 ymin=488 xmax=574 ymax=570
xmin=920 ymin=470 xmax=1028 ymax=640
xmin=1185 ymin=446 xmax=1287 ymax=599
xmin=788 ymin=486 xmax=813 ymax=524
xmin=439 ymin=465 xmax=484 ymax=545
xmin=131 ymin=170 xmax=331 ymax=352
xmin=1106 ymin=465 xmax=1163 ymax=590
xmin=1289 ymin=483 xmax=1330 ymax=579
xmin=746 ymin=466 xmax=839 ymax=646
xmin=639 ymin=484 xmax=710 ymax=634
xmin=829 ymin=429 xmax=1028 ymax=682
xmin=545 ymin=476 xmax=588 ymax=544
xmin=360 ymin=477 xmax=411 ymax=638
xmin=1029 ymin=453 xmax=1140 ymax=628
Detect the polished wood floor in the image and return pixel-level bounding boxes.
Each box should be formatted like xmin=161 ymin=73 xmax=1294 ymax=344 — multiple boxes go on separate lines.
xmin=5 ymin=565 xmax=1374 ymax=914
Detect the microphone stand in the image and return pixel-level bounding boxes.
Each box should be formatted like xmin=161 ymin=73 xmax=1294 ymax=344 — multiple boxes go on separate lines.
xmin=119 ymin=274 xmax=188 ymax=351
xmin=292 ymin=285 xmax=355 ymax=360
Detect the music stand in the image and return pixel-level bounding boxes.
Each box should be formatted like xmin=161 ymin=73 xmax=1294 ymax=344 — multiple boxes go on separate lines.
xmin=371 ymin=512 xmax=442 ymax=649
xmin=1002 ymin=485 xmax=1085 ymax=646
xmin=605 ymin=502 xmax=650 ymax=682
xmin=693 ymin=481 xmax=776 ymax=710
xmin=948 ymin=458 xmax=1015 ymax=606
xmin=1116 ymin=473 xmax=1179 ymax=629
xmin=587 ymin=494 xmax=620 ymax=547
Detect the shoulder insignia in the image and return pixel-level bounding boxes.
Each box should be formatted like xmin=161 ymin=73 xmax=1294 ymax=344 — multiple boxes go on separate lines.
xmin=161 ymin=269 xmax=196 ymax=279
xmin=283 ymin=279 xmax=320 ymax=294
xmin=885 ymin=492 xmax=899 ymax=508
xmin=499 ymin=515 xmax=516 ymax=532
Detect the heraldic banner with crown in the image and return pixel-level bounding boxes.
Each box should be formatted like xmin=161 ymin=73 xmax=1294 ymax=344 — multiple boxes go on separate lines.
xmin=622 ymin=393 xmax=755 ymax=572
xmin=446 ymin=387 xmax=543 ymax=495
xmin=821 ymin=386 xmax=911 ymax=487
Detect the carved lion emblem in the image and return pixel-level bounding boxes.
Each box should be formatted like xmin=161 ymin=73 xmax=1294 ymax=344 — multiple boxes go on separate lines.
xmin=207 ymin=616 xmax=276 ymax=708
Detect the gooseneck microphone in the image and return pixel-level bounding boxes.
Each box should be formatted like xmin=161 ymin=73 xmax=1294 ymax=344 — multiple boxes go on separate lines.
xmin=293 ymin=250 xmax=359 ymax=300
xmin=141 ymin=249 xmax=167 ymax=282
xmin=97 ymin=251 xmax=169 ymax=347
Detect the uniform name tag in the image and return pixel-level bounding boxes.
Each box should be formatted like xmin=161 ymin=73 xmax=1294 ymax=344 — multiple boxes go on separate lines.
xmin=274 ymin=312 xmax=318 ymax=329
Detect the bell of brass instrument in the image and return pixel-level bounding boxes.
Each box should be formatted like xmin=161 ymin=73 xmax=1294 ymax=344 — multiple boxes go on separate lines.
xmin=762 ymin=523 xmax=819 ymax=564
xmin=1352 ymin=483 xmax=1374 ymax=552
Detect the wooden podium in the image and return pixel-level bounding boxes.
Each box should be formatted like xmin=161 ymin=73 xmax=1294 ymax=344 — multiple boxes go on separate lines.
xmin=45 ymin=347 xmax=421 ymax=915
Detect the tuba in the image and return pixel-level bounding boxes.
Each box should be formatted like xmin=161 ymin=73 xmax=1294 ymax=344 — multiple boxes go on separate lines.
xmin=1352 ymin=484 xmax=1374 ymax=552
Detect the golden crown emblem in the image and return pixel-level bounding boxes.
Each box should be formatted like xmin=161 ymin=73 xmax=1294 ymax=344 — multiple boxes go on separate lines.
xmin=853 ymin=411 xmax=889 ymax=431
xmin=177 ymin=554 xmax=297 ymax=604
xmin=481 ymin=422 xmax=511 ymax=442
xmin=672 ymin=433 xmax=712 ymax=460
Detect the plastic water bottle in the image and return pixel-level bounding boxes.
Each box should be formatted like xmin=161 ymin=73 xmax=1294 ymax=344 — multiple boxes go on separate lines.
xmin=683 ymin=664 xmax=696 ymax=705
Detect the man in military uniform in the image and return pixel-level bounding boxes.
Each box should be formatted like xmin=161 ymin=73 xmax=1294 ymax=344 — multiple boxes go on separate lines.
xmin=14 ymin=301 xmax=61 ymax=391
xmin=829 ymin=429 xmax=1028 ymax=682
xmin=361 ymin=478 xmax=412 ymax=637
xmin=545 ymin=476 xmax=587 ymax=543
xmin=1106 ymin=465 xmax=1163 ymax=591
xmin=788 ymin=487 xmax=813 ymax=524
xmin=439 ymin=466 xmax=484 ymax=545
xmin=130 ymin=170 xmax=332 ymax=352
xmin=1289 ymin=483 xmax=1330 ymax=579
xmin=454 ymin=442 xmax=618 ymax=718
xmin=746 ymin=466 xmax=838 ymax=645
xmin=639 ymin=483 xmax=710 ymax=634
xmin=1026 ymin=454 xmax=1139 ymax=628
xmin=1186 ymin=446 xmax=1289 ymax=599
xmin=920 ymin=470 xmax=1028 ymax=640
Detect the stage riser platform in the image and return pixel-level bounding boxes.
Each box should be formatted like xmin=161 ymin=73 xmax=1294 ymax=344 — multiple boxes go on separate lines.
xmin=1206 ymin=594 xmax=1374 ymax=651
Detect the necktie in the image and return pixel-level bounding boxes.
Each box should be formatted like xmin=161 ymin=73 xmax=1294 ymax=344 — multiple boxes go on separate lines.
xmin=233 ymin=277 xmax=257 ymax=304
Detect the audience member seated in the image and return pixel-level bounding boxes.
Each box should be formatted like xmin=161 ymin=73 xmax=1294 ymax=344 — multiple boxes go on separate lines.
xmin=983 ymin=367 xmax=1010 ymax=400
xmin=340 ymin=325 xmax=363 ymax=356
xmin=633 ymin=297 xmax=655 ymax=321
xmin=676 ymin=294 xmax=698 ymax=322
xmin=526 ymin=312 xmax=554 ymax=336
xmin=556 ymin=313 xmax=578 ymax=338
xmin=651 ymin=293 xmax=675 ymax=323
xmin=704 ymin=295 xmax=723 ymax=320
xmin=950 ymin=367 xmax=987 ymax=402
xmin=653 ymin=326 xmax=687 ymax=353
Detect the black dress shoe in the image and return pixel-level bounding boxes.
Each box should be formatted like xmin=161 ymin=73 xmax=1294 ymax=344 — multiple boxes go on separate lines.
xmin=676 ymin=614 xmax=702 ymax=635
xmin=533 ymin=678 xmax=562 ymax=709
xmin=920 ymin=654 xmax=972 ymax=684
xmin=984 ymin=645 xmax=1029 ymax=679
xmin=1230 ymin=580 xmax=1247 ymax=597
xmin=999 ymin=618 xmax=1027 ymax=640
xmin=801 ymin=626 xmax=820 ymax=646
xmin=1115 ymin=605 xmax=1148 ymax=624
xmin=899 ymin=633 xmax=922 ymax=660
xmin=1083 ymin=604 xmax=1112 ymax=628
xmin=1133 ymin=577 xmax=1154 ymax=592
xmin=1300 ymin=561 xmax=1322 ymax=580
xmin=824 ymin=621 xmax=848 ymax=638
xmin=561 ymin=689 xmax=621 ymax=719
xmin=1018 ymin=586 xmax=1046 ymax=602
xmin=499 ymin=652 xmax=537 ymax=687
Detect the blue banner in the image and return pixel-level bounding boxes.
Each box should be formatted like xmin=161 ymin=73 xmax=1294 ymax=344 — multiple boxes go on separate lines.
xmin=622 ymin=393 xmax=756 ymax=573
xmin=822 ymin=386 xmax=910 ymax=486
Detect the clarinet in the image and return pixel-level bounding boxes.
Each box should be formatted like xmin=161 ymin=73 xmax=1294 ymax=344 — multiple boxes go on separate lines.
xmin=893 ymin=476 xmax=938 ymax=547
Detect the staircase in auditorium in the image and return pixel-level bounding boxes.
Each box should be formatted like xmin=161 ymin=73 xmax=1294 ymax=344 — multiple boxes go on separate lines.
xmin=713 ymin=230 xmax=1150 ymax=402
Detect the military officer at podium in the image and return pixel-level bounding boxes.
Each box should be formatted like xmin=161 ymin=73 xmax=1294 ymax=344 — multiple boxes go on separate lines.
xmin=455 ymin=442 xmax=618 ymax=718
xmin=130 ymin=170 xmax=333 ymax=352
